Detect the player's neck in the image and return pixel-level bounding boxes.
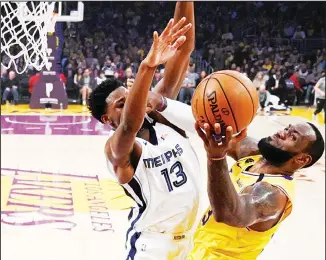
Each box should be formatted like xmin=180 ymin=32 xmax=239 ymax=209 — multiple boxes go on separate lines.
xmin=250 ymin=158 xmax=294 ymax=176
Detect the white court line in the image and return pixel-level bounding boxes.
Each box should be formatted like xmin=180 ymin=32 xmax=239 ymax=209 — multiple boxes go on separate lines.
xmin=1 ymin=128 xmax=14 ymax=131
xmin=53 ymin=127 xmax=69 ymax=130
xmin=81 ymin=129 xmax=93 ymax=132
xmin=5 ymin=117 xmax=91 ymax=126
xmin=25 ymin=127 xmax=41 ymax=130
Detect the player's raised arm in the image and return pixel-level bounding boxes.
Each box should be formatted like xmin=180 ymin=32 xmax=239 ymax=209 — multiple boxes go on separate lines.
xmin=153 ymin=2 xmax=195 ymax=99
xmin=106 ymin=19 xmax=192 ymax=183
xmin=195 ymin=122 xmax=288 ymax=230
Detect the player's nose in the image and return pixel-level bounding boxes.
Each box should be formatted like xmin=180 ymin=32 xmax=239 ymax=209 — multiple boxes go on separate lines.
xmin=276 ymin=131 xmax=286 ymax=140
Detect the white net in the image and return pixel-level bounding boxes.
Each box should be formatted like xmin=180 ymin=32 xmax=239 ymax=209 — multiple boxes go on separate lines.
xmin=0 ymin=2 xmax=56 ymax=74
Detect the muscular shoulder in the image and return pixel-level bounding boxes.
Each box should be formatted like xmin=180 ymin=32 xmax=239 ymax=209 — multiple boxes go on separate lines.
xmin=250 ymin=181 xmax=288 ymax=219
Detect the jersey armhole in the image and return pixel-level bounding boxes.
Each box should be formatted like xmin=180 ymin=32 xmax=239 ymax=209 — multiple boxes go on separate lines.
xmin=270 ymin=184 xmax=293 ymax=224
xmin=122 ymin=139 xmax=149 ymax=210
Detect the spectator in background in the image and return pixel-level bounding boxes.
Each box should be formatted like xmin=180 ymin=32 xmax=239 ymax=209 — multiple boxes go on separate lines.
xmin=79 ymin=68 xmax=96 ymax=106
xmin=126 ymin=78 xmax=134 ymax=90
xmin=123 ymin=67 xmax=134 ymax=86
xmin=102 ymin=59 xmax=116 ymax=72
xmin=1 ymin=66 xmax=8 ymax=82
xmin=2 ymin=71 xmax=19 ymax=105
xmin=258 ymin=85 xmax=271 ymax=110
xmin=96 ymin=70 xmax=106 ymax=86
xmin=224 ymin=51 xmax=234 ymax=68
xmin=266 ymin=70 xmax=287 ymax=104
xmin=1 ymin=66 xmax=8 ymax=100
xmin=313 ymin=73 xmax=325 ymax=122
xmin=198 ymin=70 xmax=207 ymax=85
xmin=74 ymin=68 xmax=84 ymax=88
xmin=253 ymin=71 xmax=267 ymax=90
xmin=258 ymin=85 xmax=281 ymax=111
xmin=299 ymin=64 xmax=309 ymax=80
xmin=262 ymin=58 xmax=272 ymax=71
xmin=65 ymin=64 xmax=75 ymax=90
xmin=304 ymin=70 xmax=318 ymax=104
xmin=178 ymin=73 xmax=196 ymax=105
xmin=187 ymin=64 xmax=199 ymax=85
xmin=230 ymin=63 xmax=237 ymax=70
xmin=151 ymin=69 xmax=162 ymax=89
xmin=289 ymin=71 xmax=304 ymax=105
xmin=114 ymin=71 xmax=120 ymax=79
xmin=221 ymin=25 xmax=234 ymax=41
xmin=292 ymin=26 xmax=306 ymax=40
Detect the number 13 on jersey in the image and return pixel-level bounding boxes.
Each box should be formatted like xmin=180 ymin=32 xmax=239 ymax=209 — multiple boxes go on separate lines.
xmin=161 ymin=161 xmax=187 ymax=192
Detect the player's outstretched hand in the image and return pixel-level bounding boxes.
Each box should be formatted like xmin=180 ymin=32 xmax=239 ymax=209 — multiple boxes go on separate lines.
xmin=143 ymin=17 xmax=192 ymax=68
xmin=195 ymin=122 xmax=234 ymax=159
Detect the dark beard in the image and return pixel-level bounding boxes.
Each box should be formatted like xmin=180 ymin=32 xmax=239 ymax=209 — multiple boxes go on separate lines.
xmin=258 ymin=137 xmax=297 ymax=166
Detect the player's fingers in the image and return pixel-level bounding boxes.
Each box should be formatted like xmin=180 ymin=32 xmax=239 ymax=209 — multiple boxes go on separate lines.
xmin=161 ymin=18 xmax=174 ymax=37
xmin=213 ymin=123 xmax=222 ymax=135
xmin=171 ymin=36 xmax=186 ymax=50
xmin=225 ymin=126 xmax=234 ymax=144
xmin=172 ymin=23 xmax=192 ymax=40
xmin=203 ymin=123 xmax=214 ymax=142
xmin=195 ymin=122 xmax=209 ymax=145
xmin=171 ymin=17 xmax=186 ymax=34
xmin=152 ymin=31 xmax=159 ymax=48
xmin=234 ymin=128 xmax=247 ymax=142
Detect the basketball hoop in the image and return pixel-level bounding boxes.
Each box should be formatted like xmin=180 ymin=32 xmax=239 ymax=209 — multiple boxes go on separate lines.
xmin=0 ymin=2 xmax=57 ymax=74
xmin=0 ymin=2 xmax=84 ymax=74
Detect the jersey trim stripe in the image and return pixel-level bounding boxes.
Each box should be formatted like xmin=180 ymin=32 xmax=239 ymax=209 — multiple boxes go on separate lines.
xmin=242 ymin=171 xmax=293 ymax=180
xmin=123 ymin=177 xmax=147 ymax=260
xmin=256 ymin=174 xmax=265 ymax=183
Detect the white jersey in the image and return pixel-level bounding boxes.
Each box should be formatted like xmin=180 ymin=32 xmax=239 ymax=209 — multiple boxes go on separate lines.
xmin=106 ymin=120 xmax=200 ymax=259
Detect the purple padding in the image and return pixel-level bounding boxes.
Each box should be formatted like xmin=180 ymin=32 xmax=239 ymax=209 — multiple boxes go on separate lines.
xmin=1 ymin=115 xmax=112 ymax=136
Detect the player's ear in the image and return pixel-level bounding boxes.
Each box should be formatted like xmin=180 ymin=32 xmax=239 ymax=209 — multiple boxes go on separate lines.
xmin=293 ymin=153 xmax=312 ymax=168
xmin=101 ymin=115 xmax=112 ymax=125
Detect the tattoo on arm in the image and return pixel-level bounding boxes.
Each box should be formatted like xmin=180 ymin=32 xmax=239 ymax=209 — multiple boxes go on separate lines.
xmin=207 ymin=157 xmax=288 ymax=229
xmin=247 ymin=182 xmax=287 ymax=221
xmin=234 ymin=182 xmax=288 ymax=228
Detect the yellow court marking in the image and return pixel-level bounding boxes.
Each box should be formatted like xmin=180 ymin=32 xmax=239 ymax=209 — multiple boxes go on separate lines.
xmin=1 ymin=104 xmax=90 ymax=116
xmin=1 ymin=170 xmax=134 ymax=214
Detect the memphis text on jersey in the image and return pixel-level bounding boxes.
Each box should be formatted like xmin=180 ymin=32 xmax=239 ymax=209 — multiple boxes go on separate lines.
xmin=143 ymin=144 xmax=183 ymax=169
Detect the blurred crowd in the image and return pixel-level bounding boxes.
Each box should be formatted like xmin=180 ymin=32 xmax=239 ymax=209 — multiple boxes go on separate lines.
xmin=1 ymin=2 xmax=325 ymax=113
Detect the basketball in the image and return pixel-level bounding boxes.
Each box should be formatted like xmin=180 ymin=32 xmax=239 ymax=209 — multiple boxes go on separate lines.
xmin=191 ymin=70 xmax=259 ymax=135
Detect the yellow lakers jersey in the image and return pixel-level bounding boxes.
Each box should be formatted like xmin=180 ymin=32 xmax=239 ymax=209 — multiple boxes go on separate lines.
xmin=189 ymin=155 xmax=295 ymax=260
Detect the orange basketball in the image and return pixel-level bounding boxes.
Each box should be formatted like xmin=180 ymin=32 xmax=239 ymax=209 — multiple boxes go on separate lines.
xmin=191 ymin=70 xmax=259 ymax=135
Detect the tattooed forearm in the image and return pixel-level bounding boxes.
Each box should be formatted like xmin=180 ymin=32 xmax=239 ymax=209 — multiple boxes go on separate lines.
xmin=207 ymin=158 xmax=243 ymax=223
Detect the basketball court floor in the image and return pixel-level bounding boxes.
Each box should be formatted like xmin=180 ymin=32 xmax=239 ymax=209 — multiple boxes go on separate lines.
xmin=1 ymin=105 xmax=325 ymax=260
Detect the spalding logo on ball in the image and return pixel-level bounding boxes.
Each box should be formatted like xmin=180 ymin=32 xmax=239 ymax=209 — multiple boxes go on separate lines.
xmin=191 ymin=70 xmax=259 ymax=136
